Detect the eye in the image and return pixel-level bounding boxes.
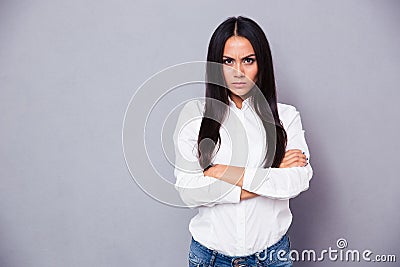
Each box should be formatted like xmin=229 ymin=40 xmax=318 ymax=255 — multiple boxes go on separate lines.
xmin=223 ymin=58 xmax=234 ymax=65
xmin=243 ymin=58 xmax=256 ymax=64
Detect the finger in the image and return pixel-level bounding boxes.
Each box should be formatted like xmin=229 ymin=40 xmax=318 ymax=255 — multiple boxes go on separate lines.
xmin=283 ymin=157 xmax=302 ymax=166
xmin=285 ymin=150 xmax=309 ymax=161
xmin=282 ymin=155 xmax=308 ymax=167
xmin=284 ymin=149 xmax=303 ymax=156
xmin=284 ymin=150 xmax=307 ymax=159
xmin=283 ymin=152 xmax=306 ymax=162
xmin=298 ymin=158 xmax=307 ymax=167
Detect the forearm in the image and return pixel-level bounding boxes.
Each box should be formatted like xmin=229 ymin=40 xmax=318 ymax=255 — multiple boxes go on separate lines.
xmin=205 ymin=165 xmax=260 ymax=201
xmin=175 ymin=168 xmax=242 ymax=208
xmin=205 ymin=162 xmax=313 ymax=200
xmin=219 ymin=167 xmax=261 ymax=200
xmin=206 ymin=165 xmax=245 ymax=187
xmin=242 ymin=164 xmax=313 ymax=199
xmin=240 ymin=188 xmax=259 ymax=200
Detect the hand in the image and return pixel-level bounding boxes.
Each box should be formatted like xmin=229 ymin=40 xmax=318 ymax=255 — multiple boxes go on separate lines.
xmin=279 ymin=149 xmax=308 ymax=168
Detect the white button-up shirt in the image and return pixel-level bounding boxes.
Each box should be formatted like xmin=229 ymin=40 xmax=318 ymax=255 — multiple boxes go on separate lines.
xmin=173 ymin=96 xmax=313 ymax=257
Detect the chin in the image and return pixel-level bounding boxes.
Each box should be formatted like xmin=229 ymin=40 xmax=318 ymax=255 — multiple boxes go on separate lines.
xmin=229 ymin=88 xmax=253 ymax=97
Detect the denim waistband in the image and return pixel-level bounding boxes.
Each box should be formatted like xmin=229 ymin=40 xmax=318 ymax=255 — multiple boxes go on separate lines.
xmin=190 ymin=234 xmax=289 ymax=265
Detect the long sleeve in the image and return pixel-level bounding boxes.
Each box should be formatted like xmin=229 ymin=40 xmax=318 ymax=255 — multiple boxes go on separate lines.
xmin=241 ymin=105 xmax=314 ymax=200
xmin=173 ymin=100 xmax=241 ymax=208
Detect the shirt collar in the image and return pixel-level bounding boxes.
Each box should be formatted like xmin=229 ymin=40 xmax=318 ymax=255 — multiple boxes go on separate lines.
xmin=228 ymin=94 xmax=253 ymax=111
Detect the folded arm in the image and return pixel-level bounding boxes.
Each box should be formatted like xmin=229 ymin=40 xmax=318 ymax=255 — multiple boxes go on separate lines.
xmin=173 ymin=101 xmax=313 ymax=207
xmin=243 ymin=107 xmax=313 ymax=199
xmin=205 ymin=106 xmax=313 ymax=200
xmin=173 ymin=101 xmax=242 ymax=208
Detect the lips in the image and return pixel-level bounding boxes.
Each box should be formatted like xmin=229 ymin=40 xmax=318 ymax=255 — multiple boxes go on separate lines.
xmin=232 ymin=82 xmax=247 ymax=88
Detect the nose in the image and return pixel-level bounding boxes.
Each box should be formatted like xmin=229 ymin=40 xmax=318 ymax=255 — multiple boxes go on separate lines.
xmin=233 ymin=62 xmax=245 ymax=78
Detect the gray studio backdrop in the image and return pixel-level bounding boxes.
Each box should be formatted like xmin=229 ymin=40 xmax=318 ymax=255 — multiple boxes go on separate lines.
xmin=1 ymin=0 xmax=399 ymax=266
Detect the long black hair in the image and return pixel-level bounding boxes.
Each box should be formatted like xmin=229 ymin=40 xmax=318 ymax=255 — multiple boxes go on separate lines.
xmin=197 ymin=16 xmax=287 ymax=169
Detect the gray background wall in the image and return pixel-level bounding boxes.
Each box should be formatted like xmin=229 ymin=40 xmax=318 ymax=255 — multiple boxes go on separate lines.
xmin=0 ymin=0 xmax=399 ymax=266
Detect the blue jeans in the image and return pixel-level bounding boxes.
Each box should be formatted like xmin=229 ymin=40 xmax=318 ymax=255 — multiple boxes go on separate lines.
xmin=188 ymin=234 xmax=293 ymax=267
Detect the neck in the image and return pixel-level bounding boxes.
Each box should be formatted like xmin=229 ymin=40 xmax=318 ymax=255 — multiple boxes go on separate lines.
xmin=229 ymin=93 xmax=249 ymax=109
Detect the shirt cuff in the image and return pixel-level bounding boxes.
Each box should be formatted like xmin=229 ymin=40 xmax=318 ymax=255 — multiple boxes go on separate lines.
xmin=242 ymin=167 xmax=271 ymax=193
xmin=221 ymin=184 xmax=242 ymax=204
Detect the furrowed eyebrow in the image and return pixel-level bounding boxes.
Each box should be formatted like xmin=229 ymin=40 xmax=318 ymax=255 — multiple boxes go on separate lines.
xmin=223 ymin=54 xmax=256 ymax=60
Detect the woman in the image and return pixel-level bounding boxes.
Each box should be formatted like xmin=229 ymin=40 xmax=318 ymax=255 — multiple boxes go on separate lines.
xmin=173 ymin=16 xmax=313 ymax=267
